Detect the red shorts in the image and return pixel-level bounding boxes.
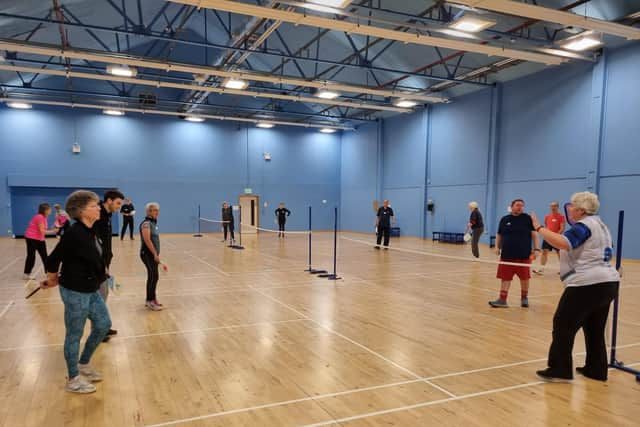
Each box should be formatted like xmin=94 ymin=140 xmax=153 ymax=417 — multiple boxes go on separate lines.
xmin=496 ymin=258 xmax=531 ymax=281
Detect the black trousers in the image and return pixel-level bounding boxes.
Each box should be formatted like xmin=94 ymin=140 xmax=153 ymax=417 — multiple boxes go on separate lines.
xmin=24 ymin=238 xmax=47 ymax=274
xmin=547 ymin=282 xmax=618 ymax=380
xmin=121 ymin=216 xmax=134 ymax=239
xmin=56 ymin=221 xmax=70 ymax=236
xmin=223 ymin=223 xmax=235 ymax=240
xmin=376 ymin=226 xmax=390 ymax=247
xmin=471 ymin=227 xmax=483 ymax=258
xmin=140 ymin=251 xmax=159 ymax=302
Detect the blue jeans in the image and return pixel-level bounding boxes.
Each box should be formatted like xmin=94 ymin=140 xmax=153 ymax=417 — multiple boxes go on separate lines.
xmin=59 ymin=286 xmax=112 ymax=378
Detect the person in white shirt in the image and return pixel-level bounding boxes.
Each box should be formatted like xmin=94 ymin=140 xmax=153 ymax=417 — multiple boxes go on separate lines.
xmin=531 ymin=192 xmax=619 ymax=383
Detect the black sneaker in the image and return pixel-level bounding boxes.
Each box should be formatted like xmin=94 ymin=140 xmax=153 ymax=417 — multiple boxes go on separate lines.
xmin=536 ymin=368 xmax=572 ymax=383
xmin=102 ymin=335 xmax=111 ymax=343
xmin=107 ymin=329 xmax=117 ymax=336
xmin=374 ymin=246 xmax=381 ymax=250
xmin=575 ymin=367 xmax=607 ymax=381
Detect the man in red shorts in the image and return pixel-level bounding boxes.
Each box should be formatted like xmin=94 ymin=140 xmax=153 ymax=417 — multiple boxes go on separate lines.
xmin=532 ymin=201 xmax=565 ymax=275
xmin=490 ymin=199 xmax=540 ymax=308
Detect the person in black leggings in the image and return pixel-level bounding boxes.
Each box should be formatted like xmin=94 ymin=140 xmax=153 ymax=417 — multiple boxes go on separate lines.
xmin=140 ymin=202 xmax=162 ymax=311
xmin=275 ymin=203 xmax=291 ymax=238
xmin=23 ymin=203 xmax=58 ymax=279
xmin=375 ymin=200 xmax=394 ymax=249
xmin=221 ymin=202 xmax=235 ymax=243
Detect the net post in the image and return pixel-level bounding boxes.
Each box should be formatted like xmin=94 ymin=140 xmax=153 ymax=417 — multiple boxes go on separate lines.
xmin=319 ymin=206 xmax=341 ymax=280
xmin=193 ymin=204 xmax=203 ymax=237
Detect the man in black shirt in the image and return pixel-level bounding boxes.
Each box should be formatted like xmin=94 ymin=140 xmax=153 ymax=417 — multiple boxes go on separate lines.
xmin=375 ymin=199 xmax=394 ymax=249
xmin=490 ymin=199 xmax=540 ymax=308
xmin=466 ymin=201 xmax=484 ymax=258
xmin=221 ymin=202 xmax=235 ymax=243
xmin=275 ymin=203 xmax=291 ymax=238
xmin=120 ymin=197 xmax=135 ymax=240
xmin=94 ymin=189 xmax=124 ymax=340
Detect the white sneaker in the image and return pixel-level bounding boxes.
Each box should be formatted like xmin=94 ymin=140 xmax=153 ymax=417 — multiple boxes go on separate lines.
xmin=146 ymin=301 xmax=163 ymax=311
xmin=66 ymin=375 xmax=96 ymax=394
xmin=78 ymin=363 xmax=103 ymax=382
xmin=532 ymin=267 xmax=544 ymax=275
xmin=23 ymin=273 xmax=35 ymax=280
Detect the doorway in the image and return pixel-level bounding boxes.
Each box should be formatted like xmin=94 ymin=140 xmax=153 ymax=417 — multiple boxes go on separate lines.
xmin=238 ymin=195 xmax=259 ymax=234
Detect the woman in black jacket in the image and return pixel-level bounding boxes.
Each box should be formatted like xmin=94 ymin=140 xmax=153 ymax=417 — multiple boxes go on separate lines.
xmin=44 ymin=190 xmax=112 ymax=394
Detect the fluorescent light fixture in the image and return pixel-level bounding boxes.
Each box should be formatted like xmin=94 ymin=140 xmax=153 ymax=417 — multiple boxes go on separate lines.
xmin=106 ymin=65 xmax=137 ymax=77
xmin=308 ymin=0 xmax=352 ymax=8
xmin=393 ymin=99 xmax=418 ymax=108
xmin=6 ymin=101 xmax=32 ymax=109
xmin=438 ymin=28 xmax=480 ymax=40
xmin=320 ymin=128 xmax=336 ymax=133
xmin=257 ymin=122 xmax=275 ymax=128
xmin=449 ymin=16 xmax=496 ymax=33
xmin=562 ymin=36 xmax=603 ymax=52
xmin=185 ymin=116 xmax=205 ymax=122
xmin=223 ymin=78 xmax=249 ymax=90
xmin=316 ymin=89 xmax=340 ymax=100
xmin=103 ymin=109 xmax=125 ymax=116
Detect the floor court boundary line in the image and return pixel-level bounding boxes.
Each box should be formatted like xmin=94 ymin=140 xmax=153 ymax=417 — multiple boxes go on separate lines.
xmin=183 ymin=251 xmax=231 ymax=277
xmin=0 ymin=256 xmax=20 ymax=275
xmin=249 ymin=286 xmax=457 ymax=399
xmin=0 ymin=318 xmax=309 ymax=352
xmin=0 ymin=300 xmax=14 ymax=319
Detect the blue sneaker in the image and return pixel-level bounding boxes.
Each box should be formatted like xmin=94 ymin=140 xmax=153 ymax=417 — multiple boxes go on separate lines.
xmin=521 ymin=297 xmax=529 ymax=308
xmin=489 ymin=299 xmax=508 ymax=308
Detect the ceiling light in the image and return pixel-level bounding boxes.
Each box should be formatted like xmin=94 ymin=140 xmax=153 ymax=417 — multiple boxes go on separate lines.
xmin=223 ymin=78 xmax=249 ymax=90
xmin=320 ymin=128 xmax=337 ymax=133
xmin=562 ymin=35 xmax=603 ymax=52
xmin=308 ymin=0 xmax=352 ymax=8
xmin=449 ymin=16 xmax=496 ymax=33
xmin=106 ymin=65 xmax=137 ymax=77
xmin=393 ymin=99 xmax=418 ymax=108
xmin=6 ymin=102 xmax=32 ymax=109
xmin=316 ymin=89 xmax=340 ymax=100
xmin=185 ymin=116 xmax=205 ymax=122
xmin=257 ymin=122 xmax=275 ymax=128
xmin=103 ymin=109 xmax=125 ymax=116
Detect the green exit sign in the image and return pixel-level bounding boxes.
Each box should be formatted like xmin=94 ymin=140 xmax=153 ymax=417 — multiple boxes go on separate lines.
xmin=244 ymin=188 xmax=253 ymax=194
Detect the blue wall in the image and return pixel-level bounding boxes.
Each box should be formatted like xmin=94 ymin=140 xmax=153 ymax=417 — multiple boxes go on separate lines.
xmin=339 ymin=41 xmax=640 ymax=258
xmin=0 ymin=108 xmax=340 ymax=235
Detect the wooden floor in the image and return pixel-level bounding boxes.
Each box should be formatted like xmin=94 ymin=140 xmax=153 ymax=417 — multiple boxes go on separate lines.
xmin=1 ymin=232 xmax=639 ymax=427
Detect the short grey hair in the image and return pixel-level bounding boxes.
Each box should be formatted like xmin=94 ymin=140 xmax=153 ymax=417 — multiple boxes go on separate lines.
xmin=571 ymin=192 xmax=600 ymax=215
xmin=468 ymin=201 xmax=478 ymax=209
xmin=146 ymin=202 xmax=160 ymax=213
xmin=65 ymin=190 xmax=100 ymax=220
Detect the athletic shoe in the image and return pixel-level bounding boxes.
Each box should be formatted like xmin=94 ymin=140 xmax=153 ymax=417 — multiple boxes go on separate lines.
xmin=383 ymin=247 xmax=389 ymax=250
xmin=22 ymin=273 xmax=35 ymax=280
xmin=521 ymin=297 xmax=529 ymax=308
xmin=107 ymin=329 xmax=117 ymax=336
xmin=102 ymin=335 xmax=111 ymax=343
xmin=153 ymin=299 xmax=163 ymax=307
xmin=536 ymin=369 xmax=572 ymax=383
xmin=146 ymin=301 xmax=162 ymax=311
xmin=79 ymin=364 xmax=103 ymax=382
xmin=489 ymin=299 xmax=508 ymax=308
xmin=66 ymin=375 xmax=97 ymax=394
xmin=532 ymin=268 xmax=544 ymax=275
xmin=374 ymin=246 xmax=381 ymax=250
xmin=575 ymin=367 xmax=606 ymax=381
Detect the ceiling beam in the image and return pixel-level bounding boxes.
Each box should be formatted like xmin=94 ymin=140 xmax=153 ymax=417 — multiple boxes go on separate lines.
xmin=167 ymin=0 xmax=569 ymax=65
xmin=453 ymin=0 xmax=640 ymax=40
xmin=0 ymin=39 xmax=447 ymax=103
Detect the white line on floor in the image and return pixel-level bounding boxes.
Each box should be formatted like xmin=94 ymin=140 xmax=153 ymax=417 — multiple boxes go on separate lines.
xmin=0 ymin=300 xmax=14 ymax=319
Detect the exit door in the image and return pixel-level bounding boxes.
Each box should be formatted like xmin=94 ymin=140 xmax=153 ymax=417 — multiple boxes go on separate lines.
xmin=238 ymin=195 xmax=259 ymax=234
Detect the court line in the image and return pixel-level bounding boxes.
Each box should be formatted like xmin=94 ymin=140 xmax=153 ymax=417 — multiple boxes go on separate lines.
xmin=0 ymin=318 xmax=308 ymax=352
xmin=300 ymin=381 xmax=546 ymax=427
xmin=0 ymin=256 xmax=20 ymax=275
xmin=183 ymin=251 xmax=231 ymax=277
xmin=249 ymin=286 xmax=457 ymax=399
xmin=0 ymin=300 xmax=14 ymax=320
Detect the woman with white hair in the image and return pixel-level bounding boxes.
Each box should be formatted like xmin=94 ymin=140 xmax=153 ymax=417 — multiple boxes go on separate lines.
xmin=531 ymin=191 xmax=619 ymax=383
xmin=466 ymin=201 xmax=484 ymax=258
xmin=140 ymin=202 xmax=163 ymax=311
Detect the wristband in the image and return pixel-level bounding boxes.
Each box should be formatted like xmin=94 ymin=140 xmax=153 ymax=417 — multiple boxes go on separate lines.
xmin=536 ymin=226 xmax=543 ymax=232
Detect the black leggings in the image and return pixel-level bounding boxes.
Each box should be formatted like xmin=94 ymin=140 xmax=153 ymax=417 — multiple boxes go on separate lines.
xmin=376 ymin=226 xmax=390 ymax=247
xmin=140 ymin=251 xmax=159 ymax=302
xmin=24 ymin=238 xmax=47 ymax=274
xmin=223 ymin=223 xmax=235 ymax=240
xmin=547 ymin=282 xmax=618 ymax=380
xmin=121 ymin=216 xmax=134 ymax=239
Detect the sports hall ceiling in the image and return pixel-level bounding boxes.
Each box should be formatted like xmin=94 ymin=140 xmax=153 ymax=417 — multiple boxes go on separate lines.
xmin=1 ymin=0 xmax=639 ymax=130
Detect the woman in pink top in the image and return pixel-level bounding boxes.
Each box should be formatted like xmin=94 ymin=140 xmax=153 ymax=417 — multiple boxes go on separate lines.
xmin=23 ymin=203 xmax=58 ymax=279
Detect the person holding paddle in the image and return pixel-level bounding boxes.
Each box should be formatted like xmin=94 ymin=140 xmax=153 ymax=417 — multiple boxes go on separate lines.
xmin=43 ymin=190 xmax=112 ymax=394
